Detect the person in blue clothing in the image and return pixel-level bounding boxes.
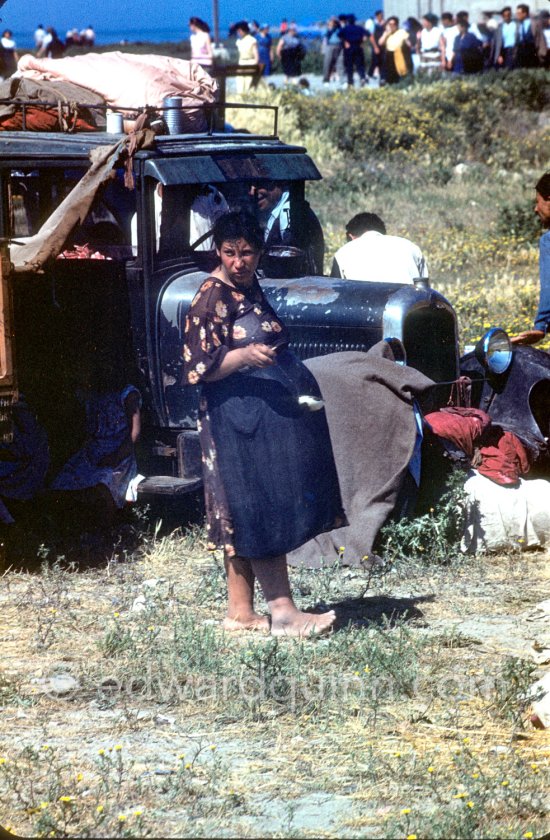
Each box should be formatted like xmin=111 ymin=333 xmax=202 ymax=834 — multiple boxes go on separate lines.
xmin=255 ymin=23 xmax=273 ymax=76
xmin=338 ymin=14 xmax=368 ymax=88
xmin=0 ymin=398 xmax=49 ymax=525
xmin=512 ymin=172 xmax=550 ymax=346
xmin=515 ymin=3 xmax=538 ymax=67
xmin=322 ymin=16 xmax=342 ymax=84
xmin=451 ymin=17 xmax=483 ymax=73
xmin=51 ymin=351 xmax=141 ymax=528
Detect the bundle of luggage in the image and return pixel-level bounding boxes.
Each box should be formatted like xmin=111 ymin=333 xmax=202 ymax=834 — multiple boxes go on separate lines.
xmin=0 ymin=52 xmax=218 ymax=133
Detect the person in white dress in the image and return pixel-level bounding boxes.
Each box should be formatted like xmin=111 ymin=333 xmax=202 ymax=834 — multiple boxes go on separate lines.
xmin=189 ymin=17 xmax=214 ymax=68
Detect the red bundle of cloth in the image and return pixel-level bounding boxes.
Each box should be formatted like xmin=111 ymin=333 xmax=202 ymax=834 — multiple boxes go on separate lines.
xmin=425 ymin=406 xmax=530 ymax=486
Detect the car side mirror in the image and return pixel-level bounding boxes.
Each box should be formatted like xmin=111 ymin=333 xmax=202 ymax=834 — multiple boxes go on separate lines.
xmin=474 ymin=327 xmax=512 ymax=375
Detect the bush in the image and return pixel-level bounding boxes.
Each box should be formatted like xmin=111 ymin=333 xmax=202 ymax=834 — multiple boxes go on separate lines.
xmin=277 ymin=70 xmax=550 ymax=168
xmin=497 ymin=199 xmax=541 ymax=243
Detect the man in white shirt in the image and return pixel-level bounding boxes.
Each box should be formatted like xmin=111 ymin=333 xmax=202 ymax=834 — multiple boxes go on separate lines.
xmin=330 ymin=212 xmax=428 ymax=283
xmin=440 ymin=12 xmax=459 ymax=70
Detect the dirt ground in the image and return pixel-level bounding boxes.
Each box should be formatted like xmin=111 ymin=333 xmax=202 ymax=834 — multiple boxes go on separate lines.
xmin=0 ymin=519 xmax=549 ymax=838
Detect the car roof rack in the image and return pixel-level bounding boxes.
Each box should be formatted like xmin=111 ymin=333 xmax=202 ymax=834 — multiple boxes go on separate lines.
xmin=0 ymin=99 xmax=279 ymax=137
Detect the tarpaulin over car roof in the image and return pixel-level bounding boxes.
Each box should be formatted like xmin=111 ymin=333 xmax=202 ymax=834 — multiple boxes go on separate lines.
xmin=144 ymin=153 xmax=322 ymax=185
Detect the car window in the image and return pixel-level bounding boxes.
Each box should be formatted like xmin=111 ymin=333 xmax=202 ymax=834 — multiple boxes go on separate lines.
xmin=9 ymin=167 xmax=136 ymax=259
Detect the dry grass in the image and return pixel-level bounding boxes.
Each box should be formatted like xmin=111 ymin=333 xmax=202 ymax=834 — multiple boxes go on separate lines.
xmin=1 ymin=520 xmax=549 ymax=837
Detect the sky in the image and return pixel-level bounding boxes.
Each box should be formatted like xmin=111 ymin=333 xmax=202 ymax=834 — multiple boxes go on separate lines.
xmin=0 ymin=0 xmax=349 ymax=36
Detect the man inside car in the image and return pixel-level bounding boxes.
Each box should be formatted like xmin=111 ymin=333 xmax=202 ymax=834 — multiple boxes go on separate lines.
xmin=248 ymin=179 xmax=325 ymax=277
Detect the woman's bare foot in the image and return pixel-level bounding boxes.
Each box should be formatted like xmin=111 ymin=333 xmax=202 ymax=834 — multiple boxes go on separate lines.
xmin=223 ymin=612 xmax=270 ymax=632
xmin=270 ymin=608 xmax=336 ymax=638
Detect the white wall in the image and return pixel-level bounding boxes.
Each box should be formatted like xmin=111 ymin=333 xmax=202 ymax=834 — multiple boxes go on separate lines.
xmin=384 ymin=0 xmax=547 ymax=24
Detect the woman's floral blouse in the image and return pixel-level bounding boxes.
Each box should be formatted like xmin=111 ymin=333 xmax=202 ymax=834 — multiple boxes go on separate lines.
xmin=183 ymin=276 xmax=288 ymax=554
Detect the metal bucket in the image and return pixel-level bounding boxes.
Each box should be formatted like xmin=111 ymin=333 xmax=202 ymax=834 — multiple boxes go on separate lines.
xmin=163 ymin=96 xmax=184 ymax=135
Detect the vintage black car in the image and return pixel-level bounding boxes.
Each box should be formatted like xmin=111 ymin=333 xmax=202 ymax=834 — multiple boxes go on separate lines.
xmin=0 ymin=104 xmax=544 ymax=500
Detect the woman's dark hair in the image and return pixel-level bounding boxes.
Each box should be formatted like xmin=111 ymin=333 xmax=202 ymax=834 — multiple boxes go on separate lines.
xmin=213 ymin=211 xmax=264 ymax=251
xmin=387 ymin=16 xmax=400 ymax=26
xmin=234 ymin=20 xmax=250 ymax=34
xmin=422 ymin=12 xmax=439 ymax=25
xmin=536 ymin=172 xmax=550 ymax=201
xmin=189 ymin=17 xmax=210 ymax=33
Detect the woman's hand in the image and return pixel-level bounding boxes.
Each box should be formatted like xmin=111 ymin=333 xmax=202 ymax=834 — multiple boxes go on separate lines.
xmin=239 ymin=343 xmax=276 ymax=368
xmin=204 ymin=343 xmax=276 ymax=382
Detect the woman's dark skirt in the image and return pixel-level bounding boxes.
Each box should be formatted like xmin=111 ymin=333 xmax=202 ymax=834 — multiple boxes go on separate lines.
xmin=204 ymin=349 xmax=346 ymax=558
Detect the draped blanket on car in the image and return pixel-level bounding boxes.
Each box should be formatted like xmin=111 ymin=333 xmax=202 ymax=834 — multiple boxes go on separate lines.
xmin=288 ymin=343 xmax=435 ymax=568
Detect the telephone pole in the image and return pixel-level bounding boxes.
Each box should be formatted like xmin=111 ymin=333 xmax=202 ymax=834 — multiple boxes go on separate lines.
xmin=213 ymin=0 xmax=220 ymax=45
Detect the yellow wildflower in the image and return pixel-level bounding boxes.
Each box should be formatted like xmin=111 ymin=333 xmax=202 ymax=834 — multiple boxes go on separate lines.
xmin=401 ymin=808 xmax=411 ymax=815
xmin=118 ymin=814 xmax=127 ymax=822
xmin=114 ymin=744 xmax=122 ymax=752
xmin=96 ymin=805 xmax=104 ymax=814
xmin=59 ymin=796 xmax=73 ymax=803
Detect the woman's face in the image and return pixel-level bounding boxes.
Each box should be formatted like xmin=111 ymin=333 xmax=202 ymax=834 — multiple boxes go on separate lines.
xmin=217 ymin=238 xmax=261 ymax=287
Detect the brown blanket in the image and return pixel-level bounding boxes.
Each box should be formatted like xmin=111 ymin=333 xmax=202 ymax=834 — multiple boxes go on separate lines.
xmin=288 ymin=343 xmax=435 ymax=568
xmin=0 ymin=76 xmax=106 ymax=130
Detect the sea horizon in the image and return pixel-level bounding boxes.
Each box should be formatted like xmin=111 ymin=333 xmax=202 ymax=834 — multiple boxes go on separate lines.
xmin=10 ymin=22 xmax=328 ymax=52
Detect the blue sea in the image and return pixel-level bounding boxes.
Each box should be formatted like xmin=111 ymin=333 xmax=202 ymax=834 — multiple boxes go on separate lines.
xmin=11 ymin=24 xmax=325 ymax=52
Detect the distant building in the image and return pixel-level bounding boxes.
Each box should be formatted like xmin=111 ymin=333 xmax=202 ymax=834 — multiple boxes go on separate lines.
xmin=384 ymin=0 xmax=547 ymax=23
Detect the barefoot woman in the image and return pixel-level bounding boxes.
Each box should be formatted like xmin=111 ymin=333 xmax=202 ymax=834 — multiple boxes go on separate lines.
xmin=183 ymin=212 xmax=346 ymax=637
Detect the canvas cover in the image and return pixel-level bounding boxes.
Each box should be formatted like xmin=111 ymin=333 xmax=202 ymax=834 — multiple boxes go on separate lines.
xmin=18 ymin=52 xmax=218 ymax=132
xmin=11 ymin=127 xmax=156 ymax=272
xmin=0 ymin=76 xmax=106 ymax=131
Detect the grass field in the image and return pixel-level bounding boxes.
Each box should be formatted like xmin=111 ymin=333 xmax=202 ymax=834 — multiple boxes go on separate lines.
xmin=1 ymin=67 xmax=550 ymax=837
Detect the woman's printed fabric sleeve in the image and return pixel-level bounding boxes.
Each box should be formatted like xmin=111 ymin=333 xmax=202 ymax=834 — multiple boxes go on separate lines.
xmin=183 ymin=280 xmax=231 ymax=385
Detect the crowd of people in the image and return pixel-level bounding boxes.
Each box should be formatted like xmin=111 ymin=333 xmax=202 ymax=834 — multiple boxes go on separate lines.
xmin=320 ymin=4 xmax=550 ymax=87
xmin=191 ymin=7 xmax=549 ymax=90
xmin=35 ymin=23 xmax=95 ymax=58
xmin=0 ymin=22 xmax=96 ymax=74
